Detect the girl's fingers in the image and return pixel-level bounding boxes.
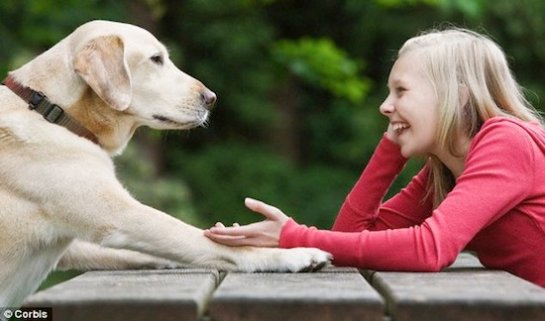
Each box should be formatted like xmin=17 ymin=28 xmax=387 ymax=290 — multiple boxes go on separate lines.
xmin=204 ymin=231 xmax=248 ymax=246
xmin=205 ymin=229 xmax=267 ymax=247
xmin=245 ymin=198 xmax=284 ymax=220
xmin=207 ymin=224 xmax=255 ymax=237
xmin=212 ymin=222 xmax=239 ymax=229
xmin=205 ymin=231 xmax=273 ymax=247
xmin=204 ymin=198 xmax=286 ymax=248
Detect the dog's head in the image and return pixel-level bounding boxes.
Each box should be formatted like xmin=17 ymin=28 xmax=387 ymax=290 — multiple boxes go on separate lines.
xmin=71 ymin=20 xmax=216 ymax=131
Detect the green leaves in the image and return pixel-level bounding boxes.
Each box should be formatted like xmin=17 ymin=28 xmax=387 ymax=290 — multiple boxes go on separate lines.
xmin=272 ymin=38 xmax=370 ymax=104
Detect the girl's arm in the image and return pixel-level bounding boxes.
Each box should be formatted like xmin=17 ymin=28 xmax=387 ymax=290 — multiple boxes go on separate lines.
xmin=332 ymin=134 xmax=433 ymax=233
xmin=205 ymin=119 xmax=535 ymax=271
xmin=280 ymin=120 xmax=535 ymax=270
xmin=204 ymin=132 xmax=432 ymax=247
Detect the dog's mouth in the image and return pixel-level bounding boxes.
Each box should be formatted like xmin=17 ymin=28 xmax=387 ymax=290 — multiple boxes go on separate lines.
xmin=153 ymin=114 xmax=182 ymax=125
xmin=152 ymin=113 xmax=208 ymax=129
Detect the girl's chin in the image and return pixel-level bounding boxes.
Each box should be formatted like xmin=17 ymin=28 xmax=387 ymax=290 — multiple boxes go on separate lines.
xmin=399 ymin=144 xmax=420 ymax=158
xmin=400 ymin=149 xmax=412 ymax=158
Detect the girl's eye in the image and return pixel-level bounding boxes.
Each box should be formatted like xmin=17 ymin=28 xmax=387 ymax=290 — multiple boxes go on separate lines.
xmin=396 ymin=87 xmax=407 ymax=95
xmin=150 ymin=54 xmax=164 ymax=65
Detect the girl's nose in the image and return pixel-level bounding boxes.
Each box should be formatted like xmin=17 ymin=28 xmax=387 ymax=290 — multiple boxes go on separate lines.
xmin=379 ymin=97 xmax=395 ymax=116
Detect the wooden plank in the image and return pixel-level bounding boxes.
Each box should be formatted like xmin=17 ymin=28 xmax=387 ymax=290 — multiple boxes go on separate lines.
xmin=208 ymin=268 xmax=384 ymax=321
xmin=369 ymin=255 xmax=545 ymax=321
xmin=361 ymin=252 xmax=483 ymax=279
xmin=24 ymin=269 xmax=220 ymax=321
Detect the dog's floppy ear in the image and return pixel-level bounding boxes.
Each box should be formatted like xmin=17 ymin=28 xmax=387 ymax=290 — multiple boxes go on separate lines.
xmin=74 ymin=35 xmax=132 ymax=111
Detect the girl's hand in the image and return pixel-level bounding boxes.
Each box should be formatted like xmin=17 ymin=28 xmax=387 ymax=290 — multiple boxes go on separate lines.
xmin=204 ymin=198 xmax=289 ymax=247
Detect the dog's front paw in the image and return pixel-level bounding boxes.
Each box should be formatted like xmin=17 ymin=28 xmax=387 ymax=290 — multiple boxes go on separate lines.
xmin=277 ymin=247 xmax=332 ymax=272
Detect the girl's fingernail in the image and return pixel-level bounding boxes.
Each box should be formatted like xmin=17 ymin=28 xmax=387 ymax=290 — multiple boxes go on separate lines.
xmin=245 ymin=197 xmax=256 ymax=204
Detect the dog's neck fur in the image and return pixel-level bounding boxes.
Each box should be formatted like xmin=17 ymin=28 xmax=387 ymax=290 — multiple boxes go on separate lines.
xmin=9 ymin=38 xmax=138 ymax=156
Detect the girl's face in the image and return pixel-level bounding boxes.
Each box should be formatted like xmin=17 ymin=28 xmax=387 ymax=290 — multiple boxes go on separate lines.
xmin=380 ymin=51 xmax=440 ymax=158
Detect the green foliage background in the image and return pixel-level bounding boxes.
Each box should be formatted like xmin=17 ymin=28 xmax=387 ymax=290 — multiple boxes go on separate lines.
xmin=2 ymin=0 xmax=545 ymax=289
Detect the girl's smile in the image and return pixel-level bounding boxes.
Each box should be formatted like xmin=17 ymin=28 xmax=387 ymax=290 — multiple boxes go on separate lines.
xmin=391 ymin=122 xmax=411 ymax=135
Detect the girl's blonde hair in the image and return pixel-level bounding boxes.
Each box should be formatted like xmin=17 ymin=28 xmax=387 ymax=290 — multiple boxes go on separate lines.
xmin=398 ymin=28 xmax=543 ymax=207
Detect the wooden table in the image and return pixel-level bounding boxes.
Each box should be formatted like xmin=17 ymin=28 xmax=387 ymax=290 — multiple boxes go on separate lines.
xmin=24 ymin=253 xmax=545 ymax=321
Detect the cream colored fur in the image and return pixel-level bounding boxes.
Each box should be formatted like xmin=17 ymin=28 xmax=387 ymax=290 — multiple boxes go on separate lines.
xmin=0 ymin=20 xmax=330 ymax=308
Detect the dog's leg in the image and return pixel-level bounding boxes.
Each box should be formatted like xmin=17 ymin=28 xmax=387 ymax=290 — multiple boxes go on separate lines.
xmin=94 ymin=203 xmax=330 ymax=272
xmin=57 ymin=240 xmax=182 ymax=271
xmin=69 ymin=198 xmax=329 ymax=272
xmin=15 ymin=155 xmax=330 ymax=272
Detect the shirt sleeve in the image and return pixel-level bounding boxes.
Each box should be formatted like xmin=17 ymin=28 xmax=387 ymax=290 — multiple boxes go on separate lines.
xmin=280 ymin=121 xmax=535 ymax=271
xmin=332 ymin=134 xmax=433 ymax=232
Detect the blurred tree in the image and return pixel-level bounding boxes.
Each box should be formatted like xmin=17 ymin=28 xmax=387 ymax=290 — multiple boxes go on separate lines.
xmin=478 ymin=0 xmax=545 ymax=108
xmin=159 ymin=0 xmax=376 ymax=226
xmin=272 ymin=38 xmax=369 ymax=104
xmin=0 ymin=0 xmax=128 ymax=75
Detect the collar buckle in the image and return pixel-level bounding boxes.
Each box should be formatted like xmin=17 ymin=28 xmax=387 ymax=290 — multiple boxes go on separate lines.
xmin=43 ymin=104 xmax=64 ymax=123
xmin=29 ymin=91 xmax=45 ymax=110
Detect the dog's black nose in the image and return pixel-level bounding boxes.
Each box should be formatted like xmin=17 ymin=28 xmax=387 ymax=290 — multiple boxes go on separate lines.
xmin=201 ymin=88 xmax=217 ymax=109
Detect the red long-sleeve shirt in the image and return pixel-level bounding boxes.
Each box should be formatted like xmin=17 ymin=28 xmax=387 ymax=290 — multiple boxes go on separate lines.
xmin=280 ymin=117 xmax=545 ymax=287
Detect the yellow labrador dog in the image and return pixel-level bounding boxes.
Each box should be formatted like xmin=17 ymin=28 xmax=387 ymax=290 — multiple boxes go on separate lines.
xmin=0 ymin=20 xmax=330 ymax=308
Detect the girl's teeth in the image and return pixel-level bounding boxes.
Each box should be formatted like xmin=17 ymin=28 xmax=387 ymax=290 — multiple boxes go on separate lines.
xmin=393 ymin=123 xmax=409 ymax=132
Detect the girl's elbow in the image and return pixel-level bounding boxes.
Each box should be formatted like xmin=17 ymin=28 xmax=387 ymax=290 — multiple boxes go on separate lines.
xmin=422 ymin=254 xmax=457 ymax=272
xmin=423 ymin=263 xmax=444 ymax=272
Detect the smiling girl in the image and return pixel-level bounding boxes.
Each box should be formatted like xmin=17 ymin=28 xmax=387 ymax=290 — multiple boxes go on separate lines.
xmin=205 ymin=28 xmax=545 ymax=287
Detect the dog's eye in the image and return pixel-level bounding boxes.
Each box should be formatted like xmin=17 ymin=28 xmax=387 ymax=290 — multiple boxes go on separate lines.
xmin=150 ymin=54 xmax=164 ymax=65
